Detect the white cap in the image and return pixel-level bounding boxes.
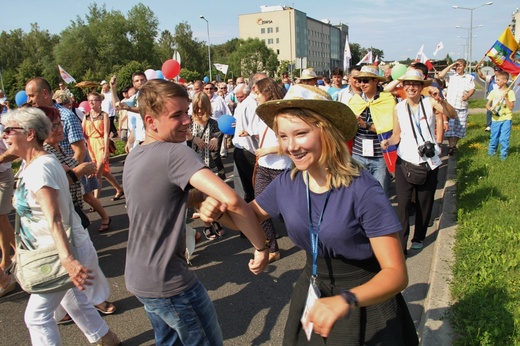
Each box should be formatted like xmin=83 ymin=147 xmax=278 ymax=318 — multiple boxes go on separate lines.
xmin=100 ymin=80 xmax=107 ymax=85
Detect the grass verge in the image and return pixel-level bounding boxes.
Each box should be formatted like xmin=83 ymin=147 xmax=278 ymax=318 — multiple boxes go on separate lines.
xmin=451 ymin=112 xmax=520 ymax=345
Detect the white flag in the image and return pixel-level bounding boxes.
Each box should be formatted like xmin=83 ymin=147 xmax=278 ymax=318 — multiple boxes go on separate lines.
xmin=433 ymin=41 xmax=444 ymax=56
xmin=213 ymin=63 xmax=228 ymax=75
xmin=357 ymin=51 xmax=373 ymax=65
xmin=416 ymin=45 xmax=425 ymax=61
xmin=58 ymin=65 xmax=76 ymax=84
xmin=343 ymin=36 xmax=352 ymax=71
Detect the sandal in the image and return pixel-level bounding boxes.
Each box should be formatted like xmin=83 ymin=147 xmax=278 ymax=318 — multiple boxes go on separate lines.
xmin=111 ymin=191 xmax=125 ymax=201
xmin=98 ymin=217 xmax=112 ymax=233
xmin=57 ymin=313 xmax=74 ymax=325
xmin=95 ymin=301 xmax=116 ymax=315
xmin=203 ymin=226 xmax=218 ymax=240
xmin=212 ymin=222 xmax=225 ymax=237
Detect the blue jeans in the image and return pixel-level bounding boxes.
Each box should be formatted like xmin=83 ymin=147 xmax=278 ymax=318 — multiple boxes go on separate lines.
xmin=352 ymin=154 xmax=390 ymax=195
xmin=488 ymin=120 xmax=512 ymax=160
xmin=136 ymin=280 xmax=223 ymax=346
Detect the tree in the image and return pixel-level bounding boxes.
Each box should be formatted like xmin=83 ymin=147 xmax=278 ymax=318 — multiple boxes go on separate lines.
xmin=227 ymin=38 xmax=279 ymax=77
xmin=127 ymin=3 xmax=161 ymax=67
xmin=174 ymin=22 xmax=205 ymax=76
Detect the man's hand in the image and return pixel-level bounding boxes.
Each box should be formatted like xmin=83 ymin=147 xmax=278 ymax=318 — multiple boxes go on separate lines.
xmin=196 ymin=196 xmax=227 ymax=223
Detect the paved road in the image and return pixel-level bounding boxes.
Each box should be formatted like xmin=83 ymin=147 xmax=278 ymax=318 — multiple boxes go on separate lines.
xmin=0 ymin=148 xmax=452 ymax=345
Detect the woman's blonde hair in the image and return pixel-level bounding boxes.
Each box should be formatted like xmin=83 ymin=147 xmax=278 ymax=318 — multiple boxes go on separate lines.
xmin=191 ymin=92 xmax=212 ymax=122
xmin=273 ymin=108 xmax=362 ymax=189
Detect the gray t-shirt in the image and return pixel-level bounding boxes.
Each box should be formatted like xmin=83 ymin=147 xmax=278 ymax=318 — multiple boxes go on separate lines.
xmin=123 ymin=141 xmax=206 ymax=298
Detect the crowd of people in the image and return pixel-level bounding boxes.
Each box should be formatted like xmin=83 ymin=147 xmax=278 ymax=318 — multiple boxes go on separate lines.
xmin=0 ymin=57 xmax=515 ymax=345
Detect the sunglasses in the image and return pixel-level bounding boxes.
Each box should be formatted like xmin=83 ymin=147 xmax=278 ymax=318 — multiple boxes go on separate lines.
xmin=357 ymin=78 xmax=374 ymax=84
xmin=3 ymin=126 xmax=25 ymax=135
xmin=403 ymin=81 xmax=422 ymax=87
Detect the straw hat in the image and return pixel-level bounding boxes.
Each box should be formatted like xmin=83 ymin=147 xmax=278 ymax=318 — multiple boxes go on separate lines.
xmin=398 ymin=69 xmax=432 ymax=86
xmin=354 ymin=65 xmax=386 ymax=81
xmin=299 ymin=68 xmax=318 ymax=80
xmin=256 ymin=84 xmax=357 ymax=141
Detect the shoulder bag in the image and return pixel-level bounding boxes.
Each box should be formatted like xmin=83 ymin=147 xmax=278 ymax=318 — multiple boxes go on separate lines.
xmin=12 ymin=211 xmax=76 ymax=294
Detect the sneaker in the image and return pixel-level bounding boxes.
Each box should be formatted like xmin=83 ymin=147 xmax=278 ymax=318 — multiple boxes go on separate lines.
xmin=411 ymin=241 xmax=423 ymax=250
xmin=485 ymin=126 xmax=491 ymax=132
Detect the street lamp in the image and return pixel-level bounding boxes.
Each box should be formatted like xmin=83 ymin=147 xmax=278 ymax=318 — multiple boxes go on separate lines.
xmin=453 ymin=2 xmax=493 ymax=73
xmin=200 ymin=15 xmax=212 ymax=81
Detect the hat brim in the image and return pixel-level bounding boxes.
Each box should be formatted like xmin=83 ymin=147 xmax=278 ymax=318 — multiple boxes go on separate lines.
xmin=397 ymin=78 xmax=432 ymax=87
xmin=256 ymin=99 xmax=357 ymax=141
xmin=355 ymin=73 xmax=386 ymax=82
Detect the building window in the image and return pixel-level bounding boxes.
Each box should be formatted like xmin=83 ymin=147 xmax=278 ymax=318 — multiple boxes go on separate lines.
xmin=261 ymin=28 xmax=265 ymax=34
xmin=268 ymin=27 xmax=273 ymax=34
xmin=277 ymin=49 xmax=280 ymax=55
xmin=276 ymin=27 xmax=279 ymax=33
xmin=268 ymin=38 xmax=274 ymax=44
xmin=276 ymin=38 xmax=279 ymax=44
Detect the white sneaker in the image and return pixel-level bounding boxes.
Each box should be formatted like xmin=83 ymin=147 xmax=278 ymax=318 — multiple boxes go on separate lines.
xmin=485 ymin=126 xmax=491 ymax=132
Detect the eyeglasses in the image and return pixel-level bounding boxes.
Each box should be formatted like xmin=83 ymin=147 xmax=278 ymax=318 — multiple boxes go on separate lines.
xmin=403 ymin=81 xmax=422 ymax=87
xmin=219 ymin=87 xmax=227 ymax=90
xmin=357 ymin=78 xmax=374 ymax=84
xmin=51 ymin=121 xmax=64 ymax=131
xmin=3 ymin=127 xmax=24 ymax=135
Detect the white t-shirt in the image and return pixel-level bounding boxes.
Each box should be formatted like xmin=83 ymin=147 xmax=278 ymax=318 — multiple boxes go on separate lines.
xmin=14 ymin=154 xmax=89 ymax=250
xmin=102 ymin=90 xmax=115 ymax=117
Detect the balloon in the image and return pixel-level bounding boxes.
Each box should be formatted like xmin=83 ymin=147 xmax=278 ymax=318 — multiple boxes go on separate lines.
xmin=145 ymin=69 xmax=157 ymax=80
xmin=162 ymin=59 xmax=181 ymax=79
xmin=217 ymin=114 xmax=235 ymax=135
xmin=79 ymin=100 xmax=91 ymax=114
xmin=391 ymin=64 xmax=407 ymax=80
xmin=178 ymin=77 xmax=186 ymax=84
xmin=155 ymin=70 xmax=164 ymax=79
xmin=203 ymin=76 xmax=209 ymax=83
xmin=15 ymin=90 xmax=27 ymax=107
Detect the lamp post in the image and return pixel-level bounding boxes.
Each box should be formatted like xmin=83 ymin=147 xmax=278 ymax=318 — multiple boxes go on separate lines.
xmin=453 ymin=2 xmax=493 ymax=73
xmin=200 ymin=15 xmax=212 ymax=82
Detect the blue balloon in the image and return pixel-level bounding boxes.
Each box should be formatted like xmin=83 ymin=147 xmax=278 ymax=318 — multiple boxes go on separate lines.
xmin=217 ymin=114 xmax=235 ymax=135
xmin=155 ymin=70 xmax=164 ymax=79
xmin=203 ymin=76 xmax=209 ymax=83
xmin=15 ymin=90 xmax=27 ymax=107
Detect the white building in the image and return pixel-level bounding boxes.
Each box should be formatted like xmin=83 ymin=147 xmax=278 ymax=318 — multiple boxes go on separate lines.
xmin=238 ymin=5 xmax=349 ymax=77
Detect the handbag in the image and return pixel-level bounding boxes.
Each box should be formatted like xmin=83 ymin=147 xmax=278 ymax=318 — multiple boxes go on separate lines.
xmin=399 ymin=159 xmax=430 ymax=185
xmin=13 ymin=211 xmax=76 ymax=294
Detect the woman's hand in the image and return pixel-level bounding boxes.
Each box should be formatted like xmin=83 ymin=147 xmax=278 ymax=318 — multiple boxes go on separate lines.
xmin=75 ymin=162 xmax=96 ymax=178
xmin=249 ymin=249 xmax=269 ymax=275
xmin=255 ymin=147 xmax=270 ymax=158
xmin=308 ymin=296 xmax=349 ymax=338
xmin=62 ymin=258 xmax=94 ymax=291
xmin=208 ymin=138 xmax=218 ymax=151
xmin=193 ymin=137 xmax=206 ymax=149
xmin=239 ymin=130 xmax=250 ymax=137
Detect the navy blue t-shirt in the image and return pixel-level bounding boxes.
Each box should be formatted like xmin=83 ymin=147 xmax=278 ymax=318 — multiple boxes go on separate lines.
xmin=256 ymin=170 xmax=401 ymax=260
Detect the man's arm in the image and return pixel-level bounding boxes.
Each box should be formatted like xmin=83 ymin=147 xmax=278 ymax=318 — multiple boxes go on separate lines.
xmin=70 ymin=140 xmax=87 ymax=164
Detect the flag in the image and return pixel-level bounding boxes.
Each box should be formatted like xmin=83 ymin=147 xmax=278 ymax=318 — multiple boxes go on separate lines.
xmin=416 ymin=45 xmax=434 ymax=70
xmin=58 ymin=65 xmax=76 ymax=84
xmin=213 ymin=63 xmax=228 ymax=75
xmin=433 ymin=41 xmax=444 ymax=56
xmin=343 ymin=36 xmax=352 ymax=71
xmin=374 ymin=55 xmax=380 ymax=67
xmin=357 ymin=51 xmax=373 ymax=65
xmin=486 ymin=27 xmax=520 ymax=75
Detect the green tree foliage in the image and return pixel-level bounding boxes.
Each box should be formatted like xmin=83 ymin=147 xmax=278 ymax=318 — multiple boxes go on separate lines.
xmin=227 ymin=38 xmax=279 ymax=78
xmin=173 ymin=22 xmax=205 ymax=75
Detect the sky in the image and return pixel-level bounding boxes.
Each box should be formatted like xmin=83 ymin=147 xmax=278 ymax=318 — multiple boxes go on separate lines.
xmin=1 ymin=0 xmax=517 ymax=63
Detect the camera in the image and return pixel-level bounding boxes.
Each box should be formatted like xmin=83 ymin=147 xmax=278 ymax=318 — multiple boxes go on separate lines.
xmin=418 ymin=141 xmax=436 ymax=158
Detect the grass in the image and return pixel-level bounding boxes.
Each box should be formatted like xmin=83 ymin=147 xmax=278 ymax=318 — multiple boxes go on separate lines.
xmin=468 ymin=98 xmax=487 ymax=109
xmin=450 ymin=112 xmax=520 ymax=345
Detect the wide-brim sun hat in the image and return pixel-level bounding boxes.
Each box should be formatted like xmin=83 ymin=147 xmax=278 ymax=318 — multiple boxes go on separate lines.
xmin=354 ymin=65 xmax=386 ymax=82
xmin=398 ymin=69 xmax=432 ymax=86
xmin=299 ymin=68 xmax=319 ymax=80
xmin=256 ymin=84 xmax=357 ymax=141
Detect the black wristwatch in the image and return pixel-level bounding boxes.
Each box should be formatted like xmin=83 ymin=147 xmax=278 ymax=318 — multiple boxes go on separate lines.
xmin=339 ymin=289 xmax=358 ymax=319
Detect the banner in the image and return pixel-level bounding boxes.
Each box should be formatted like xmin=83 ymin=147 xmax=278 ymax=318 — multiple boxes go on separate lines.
xmin=343 ymin=36 xmax=351 ymax=71
xmin=213 ymin=63 xmax=229 ymax=75
xmin=486 ymin=27 xmax=520 ymax=75
xmin=58 ymin=65 xmax=76 ymax=84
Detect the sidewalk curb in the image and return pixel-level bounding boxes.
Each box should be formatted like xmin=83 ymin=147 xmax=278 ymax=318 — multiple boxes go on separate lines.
xmin=418 ymin=155 xmax=458 ymax=345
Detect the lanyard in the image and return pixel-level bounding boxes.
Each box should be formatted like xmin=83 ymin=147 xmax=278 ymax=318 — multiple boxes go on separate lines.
xmin=306 ymin=172 xmax=332 ymax=278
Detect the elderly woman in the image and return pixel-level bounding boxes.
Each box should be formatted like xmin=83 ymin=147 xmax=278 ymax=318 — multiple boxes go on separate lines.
xmin=2 ymin=108 xmax=120 ymax=345
xmin=381 ymin=69 xmax=456 ymax=252
xmin=199 ymin=85 xmax=418 ymax=345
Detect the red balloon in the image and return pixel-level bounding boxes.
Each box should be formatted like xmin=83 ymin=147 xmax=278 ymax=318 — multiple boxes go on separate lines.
xmin=178 ymin=77 xmax=186 ymax=83
xmin=79 ymin=100 xmax=91 ymax=113
xmin=162 ymin=59 xmax=181 ymax=79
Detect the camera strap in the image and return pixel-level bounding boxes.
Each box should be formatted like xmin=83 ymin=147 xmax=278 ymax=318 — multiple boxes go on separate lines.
xmin=406 ymin=97 xmax=434 ymax=146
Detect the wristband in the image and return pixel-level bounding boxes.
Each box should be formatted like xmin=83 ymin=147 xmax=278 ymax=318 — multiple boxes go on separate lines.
xmin=67 ymin=170 xmax=79 ymax=183
xmin=339 ymin=289 xmax=358 ymax=319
